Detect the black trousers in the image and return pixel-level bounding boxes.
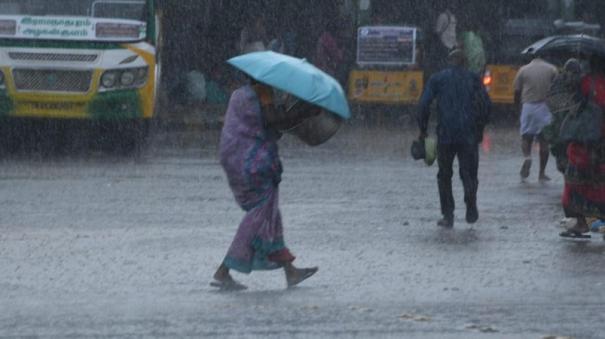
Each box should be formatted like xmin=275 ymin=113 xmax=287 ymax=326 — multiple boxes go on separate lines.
xmin=437 ymin=143 xmax=479 ymax=218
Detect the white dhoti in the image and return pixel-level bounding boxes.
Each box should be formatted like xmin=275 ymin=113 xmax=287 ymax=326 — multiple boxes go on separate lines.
xmin=520 ymin=102 xmax=552 ymax=136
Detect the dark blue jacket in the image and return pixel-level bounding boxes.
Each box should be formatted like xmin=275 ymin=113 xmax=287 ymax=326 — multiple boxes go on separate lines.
xmin=418 ymin=66 xmax=491 ymax=144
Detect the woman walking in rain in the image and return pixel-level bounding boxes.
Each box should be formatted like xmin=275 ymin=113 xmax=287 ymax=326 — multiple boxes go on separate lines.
xmin=544 ymin=58 xmax=583 ymax=173
xmin=211 ymin=79 xmax=319 ymax=291
xmin=560 ymin=57 xmax=605 ymax=237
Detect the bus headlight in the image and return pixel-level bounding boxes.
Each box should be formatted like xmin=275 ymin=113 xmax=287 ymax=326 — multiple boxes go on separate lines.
xmin=135 ymin=67 xmax=148 ymax=84
xmin=101 ymin=71 xmax=118 ymax=88
xmin=100 ymin=67 xmax=148 ymax=91
xmin=120 ymin=70 xmax=135 ymax=86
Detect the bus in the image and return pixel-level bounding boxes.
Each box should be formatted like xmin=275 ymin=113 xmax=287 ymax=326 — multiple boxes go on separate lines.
xmin=0 ymin=0 xmax=160 ymax=151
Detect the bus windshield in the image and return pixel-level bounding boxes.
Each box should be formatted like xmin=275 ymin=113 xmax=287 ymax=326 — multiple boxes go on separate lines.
xmin=0 ymin=0 xmax=149 ymax=42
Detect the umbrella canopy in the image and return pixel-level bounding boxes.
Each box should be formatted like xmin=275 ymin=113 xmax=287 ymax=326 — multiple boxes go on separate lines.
xmin=227 ymin=51 xmax=351 ymax=119
xmin=522 ymin=34 xmax=605 ymax=58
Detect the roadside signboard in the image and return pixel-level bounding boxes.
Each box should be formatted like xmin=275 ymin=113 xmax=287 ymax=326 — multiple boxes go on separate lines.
xmin=356 ymin=26 xmax=417 ymax=66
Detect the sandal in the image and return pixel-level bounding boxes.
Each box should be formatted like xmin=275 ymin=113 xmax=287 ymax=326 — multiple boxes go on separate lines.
xmin=210 ymin=278 xmax=248 ymax=291
xmin=287 ymin=267 xmax=318 ymax=288
xmin=559 ymin=229 xmax=591 ymax=239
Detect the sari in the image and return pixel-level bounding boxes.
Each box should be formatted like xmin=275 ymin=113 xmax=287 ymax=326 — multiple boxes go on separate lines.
xmin=544 ymin=70 xmax=582 ymax=172
xmin=218 ymin=85 xmax=295 ymax=273
xmin=562 ymin=74 xmax=605 ymax=219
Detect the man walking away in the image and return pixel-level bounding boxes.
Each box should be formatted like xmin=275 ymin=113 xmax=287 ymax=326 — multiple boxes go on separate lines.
xmin=417 ymin=49 xmax=491 ymax=228
xmin=513 ymin=56 xmax=558 ymax=181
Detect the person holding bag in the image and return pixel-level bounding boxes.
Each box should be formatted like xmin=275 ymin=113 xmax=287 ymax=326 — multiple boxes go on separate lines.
xmin=416 ymin=49 xmax=491 ymax=228
xmin=212 ymin=79 xmax=319 ymax=290
xmin=560 ymin=57 xmax=605 ymax=238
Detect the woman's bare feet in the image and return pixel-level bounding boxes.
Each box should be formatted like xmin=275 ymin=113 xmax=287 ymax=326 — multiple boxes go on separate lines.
xmin=570 ymin=217 xmax=589 ymax=232
xmin=560 ymin=217 xmax=590 ymax=238
xmin=211 ymin=264 xmax=247 ymax=291
xmin=539 ymin=174 xmax=551 ymax=182
xmin=284 ymin=263 xmax=318 ymax=288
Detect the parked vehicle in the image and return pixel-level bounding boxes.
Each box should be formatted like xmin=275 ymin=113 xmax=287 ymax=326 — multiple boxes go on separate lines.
xmin=0 ymin=0 xmax=161 ymax=151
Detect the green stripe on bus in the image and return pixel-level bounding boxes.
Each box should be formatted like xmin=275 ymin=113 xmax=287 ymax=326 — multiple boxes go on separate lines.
xmin=88 ymin=90 xmax=142 ymax=120
xmin=0 ymin=92 xmax=14 ymax=117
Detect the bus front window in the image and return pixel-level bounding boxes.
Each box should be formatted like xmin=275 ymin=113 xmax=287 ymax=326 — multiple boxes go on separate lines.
xmin=0 ymin=0 xmax=147 ymax=21
xmin=93 ymin=1 xmax=148 ymax=21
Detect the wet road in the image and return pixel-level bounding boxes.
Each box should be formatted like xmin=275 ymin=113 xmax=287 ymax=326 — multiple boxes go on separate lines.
xmin=1 ymin=126 xmax=604 ymax=338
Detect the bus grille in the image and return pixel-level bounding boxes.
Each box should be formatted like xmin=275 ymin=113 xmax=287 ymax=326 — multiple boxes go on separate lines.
xmin=9 ymin=52 xmax=98 ymax=63
xmin=12 ymin=69 xmax=93 ymax=93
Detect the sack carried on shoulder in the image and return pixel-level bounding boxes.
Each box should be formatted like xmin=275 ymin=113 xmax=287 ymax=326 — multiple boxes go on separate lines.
xmin=559 ymin=79 xmax=603 ymax=144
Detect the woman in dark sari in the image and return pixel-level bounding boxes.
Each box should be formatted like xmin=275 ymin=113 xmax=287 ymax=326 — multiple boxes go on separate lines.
xmin=211 ymin=80 xmax=319 ymax=290
xmin=544 ymin=58 xmax=583 ymax=173
xmin=560 ymin=59 xmax=605 ymax=237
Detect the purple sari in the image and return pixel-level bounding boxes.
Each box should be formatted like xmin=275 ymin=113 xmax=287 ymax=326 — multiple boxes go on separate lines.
xmin=219 ymin=85 xmax=295 ymax=273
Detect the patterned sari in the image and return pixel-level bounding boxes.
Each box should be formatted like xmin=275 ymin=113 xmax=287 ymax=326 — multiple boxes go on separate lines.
xmin=562 ymin=75 xmax=605 ymax=219
xmin=218 ymin=85 xmax=295 ymax=273
xmin=544 ymin=70 xmax=582 ymax=172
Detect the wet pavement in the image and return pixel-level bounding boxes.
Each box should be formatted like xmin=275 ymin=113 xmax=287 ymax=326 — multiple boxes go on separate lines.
xmin=1 ymin=125 xmax=604 ymax=338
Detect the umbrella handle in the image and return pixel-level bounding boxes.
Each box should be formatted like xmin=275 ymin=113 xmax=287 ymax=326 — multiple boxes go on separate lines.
xmin=280 ymin=116 xmax=309 ymax=132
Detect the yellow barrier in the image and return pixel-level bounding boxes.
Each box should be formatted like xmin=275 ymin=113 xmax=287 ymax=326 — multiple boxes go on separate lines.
xmin=348 ymin=70 xmax=424 ymax=104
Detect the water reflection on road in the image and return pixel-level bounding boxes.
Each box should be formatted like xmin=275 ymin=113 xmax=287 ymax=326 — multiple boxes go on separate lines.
xmin=0 ymin=126 xmax=603 ymax=338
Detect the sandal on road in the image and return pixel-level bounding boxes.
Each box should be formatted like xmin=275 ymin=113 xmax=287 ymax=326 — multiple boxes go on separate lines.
xmin=559 ymin=229 xmax=591 ymax=239
xmin=210 ymin=278 xmax=248 ymax=291
xmin=287 ymin=267 xmax=318 ymax=288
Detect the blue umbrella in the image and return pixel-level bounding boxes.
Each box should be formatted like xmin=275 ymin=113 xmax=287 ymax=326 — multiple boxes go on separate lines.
xmin=227 ymin=51 xmax=351 ymax=119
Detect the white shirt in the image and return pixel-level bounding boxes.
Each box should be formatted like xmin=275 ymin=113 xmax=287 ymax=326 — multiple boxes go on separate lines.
xmin=435 ymin=10 xmax=457 ymax=49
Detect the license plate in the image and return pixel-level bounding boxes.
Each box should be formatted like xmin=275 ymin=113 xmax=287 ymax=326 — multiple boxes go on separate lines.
xmin=27 ymin=102 xmax=78 ymax=110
